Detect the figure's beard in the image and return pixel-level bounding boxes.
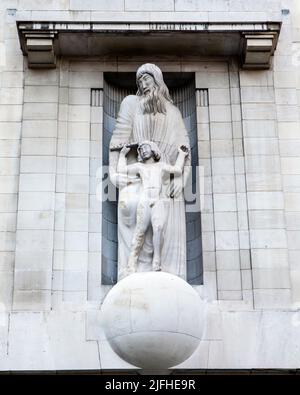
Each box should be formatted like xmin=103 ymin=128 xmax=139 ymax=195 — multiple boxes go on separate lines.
xmin=139 ymin=87 xmax=167 ymax=115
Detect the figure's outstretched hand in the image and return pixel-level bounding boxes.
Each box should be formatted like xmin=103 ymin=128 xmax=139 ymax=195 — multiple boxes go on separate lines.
xmin=166 ymin=177 xmax=184 ymax=198
xmin=121 ymin=145 xmax=131 ymax=155
xmin=179 ymin=145 xmax=189 ymax=156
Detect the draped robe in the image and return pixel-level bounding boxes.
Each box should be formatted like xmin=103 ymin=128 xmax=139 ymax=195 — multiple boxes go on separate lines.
xmin=109 ymin=95 xmax=190 ymax=280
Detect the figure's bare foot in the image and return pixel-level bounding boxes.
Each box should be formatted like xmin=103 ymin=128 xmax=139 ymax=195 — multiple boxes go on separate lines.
xmin=152 ymin=259 xmax=161 ymax=271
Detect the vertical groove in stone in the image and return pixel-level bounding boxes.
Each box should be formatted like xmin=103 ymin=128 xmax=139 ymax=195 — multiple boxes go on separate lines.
xmin=91 ymin=88 xmax=103 ymax=107
xmin=196 ymin=88 xmax=208 ymax=107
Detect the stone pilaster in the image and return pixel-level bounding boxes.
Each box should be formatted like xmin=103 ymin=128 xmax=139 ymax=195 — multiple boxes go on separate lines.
xmin=13 ymin=65 xmax=59 ymax=311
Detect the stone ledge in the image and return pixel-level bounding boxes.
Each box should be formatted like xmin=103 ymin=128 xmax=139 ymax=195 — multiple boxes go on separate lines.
xmin=242 ymin=32 xmax=278 ymax=69
xmin=17 ymin=21 xmax=281 ymax=69
xmin=26 ymin=34 xmax=57 ymax=69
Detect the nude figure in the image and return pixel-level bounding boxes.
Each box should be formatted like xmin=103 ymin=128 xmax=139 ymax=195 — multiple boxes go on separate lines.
xmin=118 ymin=141 xmax=189 ymax=273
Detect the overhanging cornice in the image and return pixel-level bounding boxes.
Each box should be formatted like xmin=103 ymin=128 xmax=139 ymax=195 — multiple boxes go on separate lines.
xmin=17 ymin=21 xmax=281 ymax=69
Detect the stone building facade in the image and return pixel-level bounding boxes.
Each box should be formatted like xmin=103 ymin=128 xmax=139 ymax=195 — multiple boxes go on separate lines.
xmin=0 ymin=0 xmax=300 ymax=371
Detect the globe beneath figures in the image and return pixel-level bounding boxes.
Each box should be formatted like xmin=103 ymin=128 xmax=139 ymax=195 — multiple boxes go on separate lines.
xmin=101 ymin=271 xmax=206 ymax=369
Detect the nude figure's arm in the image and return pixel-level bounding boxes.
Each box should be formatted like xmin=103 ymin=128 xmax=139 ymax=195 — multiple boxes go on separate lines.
xmin=117 ymin=146 xmax=141 ymax=176
xmin=163 ymin=145 xmax=189 ymax=175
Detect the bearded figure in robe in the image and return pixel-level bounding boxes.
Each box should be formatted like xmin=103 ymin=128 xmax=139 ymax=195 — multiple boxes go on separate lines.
xmin=109 ymin=63 xmax=191 ymax=280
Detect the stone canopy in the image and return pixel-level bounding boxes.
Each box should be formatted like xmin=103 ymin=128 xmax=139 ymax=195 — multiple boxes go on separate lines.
xmin=17 ymin=20 xmax=281 ymax=70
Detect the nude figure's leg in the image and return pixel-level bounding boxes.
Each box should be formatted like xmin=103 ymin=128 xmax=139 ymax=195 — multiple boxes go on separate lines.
xmin=151 ymin=201 xmax=165 ymax=271
xmin=127 ymin=200 xmax=151 ymax=273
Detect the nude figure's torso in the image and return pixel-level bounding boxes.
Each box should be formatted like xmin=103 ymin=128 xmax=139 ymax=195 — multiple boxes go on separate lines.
xmin=131 ymin=162 xmax=166 ymax=201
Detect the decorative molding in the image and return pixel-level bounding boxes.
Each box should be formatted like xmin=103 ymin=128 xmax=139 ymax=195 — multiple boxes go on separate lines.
xmin=17 ymin=21 xmax=281 ymax=70
xmin=242 ymin=32 xmax=278 ymax=69
xmin=196 ymin=89 xmax=209 ymax=107
xmin=24 ymin=32 xmax=57 ymax=68
xmin=17 ymin=21 xmax=281 ymax=34
xmin=91 ymin=88 xmax=103 ymax=107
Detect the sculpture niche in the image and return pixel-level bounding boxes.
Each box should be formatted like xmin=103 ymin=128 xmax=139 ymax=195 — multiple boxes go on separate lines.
xmin=103 ymin=65 xmax=205 ymax=370
xmin=109 ymin=63 xmax=191 ymax=279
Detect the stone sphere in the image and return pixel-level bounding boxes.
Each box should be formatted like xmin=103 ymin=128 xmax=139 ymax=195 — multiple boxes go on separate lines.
xmin=101 ymin=271 xmax=206 ymax=369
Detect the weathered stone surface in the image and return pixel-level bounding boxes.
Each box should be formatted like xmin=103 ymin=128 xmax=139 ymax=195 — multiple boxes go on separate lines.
xmin=0 ymin=0 xmax=299 ymax=372
xmin=102 ymin=272 xmax=205 ymax=369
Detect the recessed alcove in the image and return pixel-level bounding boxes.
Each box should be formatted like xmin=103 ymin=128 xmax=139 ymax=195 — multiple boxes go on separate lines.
xmin=101 ymin=72 xmax=203 ymax=285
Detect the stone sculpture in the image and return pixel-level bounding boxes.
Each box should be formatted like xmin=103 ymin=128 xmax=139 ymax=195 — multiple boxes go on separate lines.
xmin=117 ymin=141 xmax=189 ymax=274
xmin=109 ymin=63 xmax=191 ymax=279
xmin=101 ymin=271 xmax=205 ymax=370
xmin=104 ymin=65 xmax=204 ymax=370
